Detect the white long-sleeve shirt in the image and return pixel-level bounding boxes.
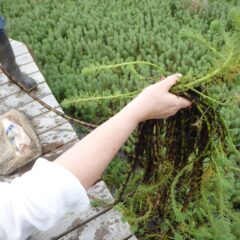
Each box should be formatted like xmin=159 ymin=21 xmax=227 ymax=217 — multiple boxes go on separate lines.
xmin=0 ymin=158 xmax=90 ymax=240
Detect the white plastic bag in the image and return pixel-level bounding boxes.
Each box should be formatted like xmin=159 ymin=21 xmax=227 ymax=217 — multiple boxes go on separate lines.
xmin=0 ymin=109 xmax=42 ymax=175
xmin=3 ymin=119 xmax=31 ymax=155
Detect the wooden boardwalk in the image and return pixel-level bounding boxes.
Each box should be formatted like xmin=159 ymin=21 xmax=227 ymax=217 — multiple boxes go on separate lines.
xmin=0 ymin=40 xmax=136 ymax=240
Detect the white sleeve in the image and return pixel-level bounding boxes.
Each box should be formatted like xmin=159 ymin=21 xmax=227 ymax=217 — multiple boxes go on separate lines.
xmin=0 ymin=158 xmax=90 ymax=240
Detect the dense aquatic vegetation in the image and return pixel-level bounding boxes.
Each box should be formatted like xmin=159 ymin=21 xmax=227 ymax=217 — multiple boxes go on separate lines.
xmin=1 ymin=0 xmax=239 ymax=238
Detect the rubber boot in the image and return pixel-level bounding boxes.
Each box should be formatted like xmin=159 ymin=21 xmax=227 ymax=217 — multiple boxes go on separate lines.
xmin=0 ymin=32 xmax=37 ymax=91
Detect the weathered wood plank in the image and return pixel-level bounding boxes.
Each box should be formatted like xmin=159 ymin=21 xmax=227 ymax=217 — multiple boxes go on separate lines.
xmin=29 ymin=181 xmax=114 ymax=240
xmin=0 ymin=71 xmax=45 ymax=99
xmin=17 ymin=139 xmax=78 ymax=175
xmin=38 ymin=122 xmax=77 ymax=154
xmin=18 ymin=139 xmax=77 ymax=174
xmin=31 ymin=108 xmax=67 ymax=135
xmin=19 ymin=61 xmax=39 ymax=75
xmin=0 ymin=82 xmax=51 ymax=115
xmin=19 ymin=94 xmax=61 ymax=119
xmin=0 ymin=72 xmax=9 ymax=85
xmin=43 ymin=139 xmax=79 ymax=161
xmin=16 ymin=52 xmax=34 ymax=66
xmin=0 ymin=73 xmax=44 ymax=99
xmin=0 ymin=83 xmax=20 ymax=100
xmin=10 ymin=39 xmax=23 ymax=49
xmin=59 ymin=209 xmax=133 ymax=240
xmin=28 ymin=71 xmax=45 ymax=84
xmin=13 ymin=44 xmax=28 ymax=57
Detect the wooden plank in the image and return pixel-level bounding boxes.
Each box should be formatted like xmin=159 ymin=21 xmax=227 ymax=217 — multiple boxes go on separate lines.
xmin=0 ymin=71 xmax=44 ymax=99
xmin=59 ymin=208 xmax=133 ymax=240
xmin=10 ymin=39 xmax=23 ymax=49
xmin=16 ymin=52 xmax=34 ymax=66
xmin=19 ymin=94 xmax=61 ymax=119
xmin=13 ymin=44 xmax=28 ymax=57
xmin=0 ymin=82 xmax=52 ymax=115
xmin=0 ymin=70 xmax=45 ymax=87
xmin=0 ymin=83 xmax=20 ymax=100
xmin=28 ymin=71 xmax=45 ymax=84
xmin=17 ymin=139 xmax=78 ymax=175
xmin=29 ymin=181 xmax=115 ymax=240
xmin=43 ymin=139 xmax=79 ymax=161
xmin=0 ymin=72 xmax=9 ymax=85
xmin=31 ymin=108 xmax=67 ymax=135
xmin=38 ymin=122 xmax=77 ymax=154
xmin=19 ymin=61 xmax=39 ymax=75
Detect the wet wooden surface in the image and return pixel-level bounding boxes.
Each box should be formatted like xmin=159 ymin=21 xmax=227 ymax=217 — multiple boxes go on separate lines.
xmin=0 ymin=40 xmax=136 ymax=239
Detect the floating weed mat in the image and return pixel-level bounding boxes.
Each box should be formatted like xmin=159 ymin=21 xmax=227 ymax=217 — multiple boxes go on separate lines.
xmin=62 ymin=10 xmax=240 ymax=239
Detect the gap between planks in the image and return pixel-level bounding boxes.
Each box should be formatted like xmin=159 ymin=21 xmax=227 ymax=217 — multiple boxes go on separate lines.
xmin=58 ymin=208 xmax=133 ymax=240
xmin=0 ymin=82 xmax=52 ymax=115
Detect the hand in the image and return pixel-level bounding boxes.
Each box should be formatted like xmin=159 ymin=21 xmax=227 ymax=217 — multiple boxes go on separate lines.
xmin=128 ymin=73 xmax=192 ymax=122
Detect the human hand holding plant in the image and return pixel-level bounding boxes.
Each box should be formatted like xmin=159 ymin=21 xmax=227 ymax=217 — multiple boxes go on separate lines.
xmin=127 ymin=73 xmax=192 ymax=122
xmin=56 ymin=73 xmax=192 ymax=189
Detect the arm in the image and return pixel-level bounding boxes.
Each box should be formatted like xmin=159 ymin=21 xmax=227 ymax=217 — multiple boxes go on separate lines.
xmin=55 ymin=73 xmax=191 ymax=189
xmin=0 ymin=73 xmax=191 ymax=240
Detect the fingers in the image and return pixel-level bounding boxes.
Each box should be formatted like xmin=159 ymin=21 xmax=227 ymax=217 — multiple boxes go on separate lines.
xmin=159 ymin=73 xmax=182 ymax=91
xmin=177 ymin=96 xmax=192 ymax=108
xmin=159 ymin=73 xmax=192 ymax=108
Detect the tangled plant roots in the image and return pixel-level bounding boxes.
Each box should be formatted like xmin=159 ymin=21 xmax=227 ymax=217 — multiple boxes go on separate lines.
xmin=128 ymin=92 xmax=225 ymax=236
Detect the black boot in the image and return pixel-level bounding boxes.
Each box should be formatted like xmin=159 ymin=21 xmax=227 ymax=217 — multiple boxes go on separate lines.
xmin=0 ymin=32 xmax=37 ymax=91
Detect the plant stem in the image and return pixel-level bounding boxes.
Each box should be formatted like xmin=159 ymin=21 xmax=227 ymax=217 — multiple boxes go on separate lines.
xmin=182 ymin=42 xmax=233 ymax=89
xmin=83 ymin=61 xmax=166 ymax=75
xmin=62 ymin=90 xmax=141 ymax=106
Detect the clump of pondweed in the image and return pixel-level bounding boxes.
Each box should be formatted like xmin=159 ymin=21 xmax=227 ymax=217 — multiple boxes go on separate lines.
xmin=63 ymin=9 xmax=240 ymax=239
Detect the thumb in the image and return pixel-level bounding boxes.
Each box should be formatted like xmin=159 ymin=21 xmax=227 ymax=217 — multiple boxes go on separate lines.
xmin=178 ymin=96 xmax=192 ymax=108
xmin=161 ymin=73 xmax=182 ymax=91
